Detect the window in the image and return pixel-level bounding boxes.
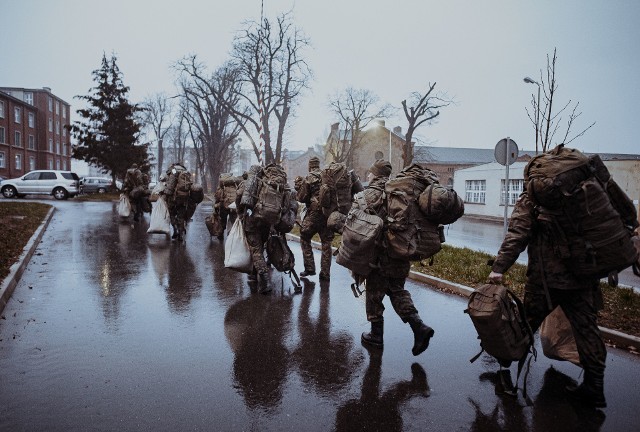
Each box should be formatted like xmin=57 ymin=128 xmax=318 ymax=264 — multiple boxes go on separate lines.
xmin=28 ymin=135 xmax=35 ymax=150
xmin=49 ymin=118 xmax=53 ymax=132
xmin=14 ymin=131 xmax=21 ymax=147
xmin=24 ymin=92 xmax=34 ymax=105
xmin=465 ymin=180 xmax=486 ymax=204
xmin=0 ymin=152 xmax=5 ymax=168
xmin=24 ymin=172 xmax=40 ymax=180
xmin=28 ymin=112 xmax=35 ymax=128
xmin=29 ymin=156 xmax=36 ymax=171
xmin=62 ymin=105 xmax=66 ymax=118
xmin=0 ymin=127 xmax=4 ymax=143
xmin=56 ymin=159 xmax=60 ymax=170
xmin=48 ymin=159 xmax=53 ymax=169
xmin=55 ymin=101 xmax=60 ymax=115
xmin=56 ymin=141 xmax=60 ymax=154
xmin=15 ymin=154 xmax=22 ymax=170
xmin=63 ymin=160 xmax=67 ymax=170
xmin=56 ymin=120 xmax=60 ymax=135
xmin=48 ymin=138 xmax=53 ymax=152
xmin=41 ymin=171 xmax=56 ymax=180
xmin=48 ymin=97 xmax=53 ymax=112
xmin=0 ymin=101 xmax=5 ymax=118
xmin=62 ymin=125 xmax=66 ymax=137
xmin=62 ymin=144 xmax=67 ymax=156
xmin=14 ymin=107 xmax=21 ymax=123
xmin=500 ymin=179 xmax=524 ymax=206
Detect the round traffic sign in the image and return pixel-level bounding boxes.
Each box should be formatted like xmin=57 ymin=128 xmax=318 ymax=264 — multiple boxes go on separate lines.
xmin=495 ymin=138 xmax=519 ymax=166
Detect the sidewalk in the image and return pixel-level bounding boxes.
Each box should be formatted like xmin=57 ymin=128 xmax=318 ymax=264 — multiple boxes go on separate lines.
xmin=286 ymin=233 xmax=640 ymax=352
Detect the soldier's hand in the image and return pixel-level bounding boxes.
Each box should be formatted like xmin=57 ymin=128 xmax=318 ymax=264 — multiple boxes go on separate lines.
xmin=488 ymin=271 xmax=503 ymax=284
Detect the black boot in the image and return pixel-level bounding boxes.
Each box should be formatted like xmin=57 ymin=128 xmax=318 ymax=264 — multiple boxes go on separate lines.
xmin=300 ymin=269 xmax=316 ymax=277
xmin=407 ymin=314 xmax=435 ymax=356
xmin=496 ymin=369 xmax=517 ymax=397
xmin=258 ymin=271 xmax=271 ymax=294
xmin=566 ymin=371 xmax=607 ymax=408
xmin=361 ymin=320 xmax=384 ymax=348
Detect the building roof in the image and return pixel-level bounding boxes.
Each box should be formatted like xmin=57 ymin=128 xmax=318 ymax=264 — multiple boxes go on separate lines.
xmin=414 ymin=145 xmax=640 ymax=164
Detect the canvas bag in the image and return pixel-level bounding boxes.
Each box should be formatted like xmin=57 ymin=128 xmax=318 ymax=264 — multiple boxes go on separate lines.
xmin=418 ymin=183 xmax=465 ymax=225
xmin=224 ymin=218 xmax=253 ymax=273
xmin=385 ymin=165 xmax=442 ymax=261
xmin=465 ymin=283 xmax=534 ymax=364
xmin=118 ymin=193 xmax=132 ymax=218
xmin=539 ymin=306 xmax=581 ymax=366
xmin=336 ymin=207 xmax=384 ymax=276
xmin=147 ymin=196 xmax=171 ymax=235
xmin=319 ymin=162 xmax=352 ymax=217
xmin=253 ymin=163 xmax=288 ymax=225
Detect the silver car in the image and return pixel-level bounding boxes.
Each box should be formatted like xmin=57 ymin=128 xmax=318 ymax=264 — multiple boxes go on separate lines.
xmin=79 ymin=177 xmax=113 ymax=194
xmin=1 ymin=170 xmax=80 ymax=200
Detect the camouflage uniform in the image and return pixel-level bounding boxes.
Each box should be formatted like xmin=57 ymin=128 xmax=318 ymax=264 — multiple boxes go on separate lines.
xmin=359 ymin=160 xmax=434 ymax=356
xmin=297 ymin=159 xmax=333 ymax=279
xmin=164 ymin=164 xmax=189 ymax=240
xmin=124 ymin=164 xmax=145 ymax=221
xmin=492 ymin=192 xmax=607 ymax=381
xmin=363 ymin=176 xmax=418 ymax=322
xmin=235 ymin=181 xmax=270 ymax=276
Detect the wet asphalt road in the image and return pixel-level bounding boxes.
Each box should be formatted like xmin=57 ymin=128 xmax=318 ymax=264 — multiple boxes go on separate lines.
xmin=0 ymin=199 xmax=639 ymax=431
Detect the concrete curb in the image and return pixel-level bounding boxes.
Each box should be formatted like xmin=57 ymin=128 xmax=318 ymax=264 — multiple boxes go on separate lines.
xmin=0 ymin=206 xmax=55 ymax=315
xmin=286 ymin=233 xmax=640 ymax=351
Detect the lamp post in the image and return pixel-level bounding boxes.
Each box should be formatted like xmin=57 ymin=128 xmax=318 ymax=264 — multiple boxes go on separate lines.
xmin=523 ymin=76 xmax=541 ymax=154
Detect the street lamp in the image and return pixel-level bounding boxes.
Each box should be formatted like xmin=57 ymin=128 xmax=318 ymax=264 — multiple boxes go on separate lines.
xmin=523 ymin=76 xmax=541 ymax=154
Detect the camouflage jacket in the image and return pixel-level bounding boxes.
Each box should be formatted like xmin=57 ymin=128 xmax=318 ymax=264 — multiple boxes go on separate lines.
xmin=296 ymin=169 xmax=322 ymax=211
xmin=492 ymin=192 xmax=597 ymax=291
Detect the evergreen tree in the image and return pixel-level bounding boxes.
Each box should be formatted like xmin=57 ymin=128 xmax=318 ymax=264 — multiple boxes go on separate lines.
xmin=68 ymin=53 xmax=148 ymax=183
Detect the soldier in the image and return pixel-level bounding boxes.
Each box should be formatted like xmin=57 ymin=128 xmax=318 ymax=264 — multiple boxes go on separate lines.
xmin=296 ymin=156 xmax=333 ymax=281
xmin=163 ymin=163 xmax=191 ymax=241
xmin=123 ymin=163 xmax=145 ymax=222
xmin=359 ymin=160 xmax=435 ymax=356
xmin=213 ymin=174 xmax=239 ymax=240
xmin=488 ymin=191 xmax=608 ymax=408
xmin=235 ymin=170 xmax=271 ymax=294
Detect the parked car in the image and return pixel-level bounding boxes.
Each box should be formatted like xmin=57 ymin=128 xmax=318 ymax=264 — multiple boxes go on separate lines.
xmin=1 ymin=170 xmax=80 ymax=200
xmin=80 ymin=177 xmax=113 ymax=194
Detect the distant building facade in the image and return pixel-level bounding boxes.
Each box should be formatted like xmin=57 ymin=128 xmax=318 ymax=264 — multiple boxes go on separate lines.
xmin=0 ymin=87 xmax=72 ymax=178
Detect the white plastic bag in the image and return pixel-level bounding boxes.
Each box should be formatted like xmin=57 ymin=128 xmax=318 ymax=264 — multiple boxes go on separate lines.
xmin=147 ymin=196 xmax=172 ymax=235
xmin=118 ymin=193 xmax=132 ymax=218
xmin=149 ymin=181 xmax=166 ymax=203
xmin=224 ymin=218 xmax=253 ymax=273
xmin=539 ymin=306 xmax=581 ymax=366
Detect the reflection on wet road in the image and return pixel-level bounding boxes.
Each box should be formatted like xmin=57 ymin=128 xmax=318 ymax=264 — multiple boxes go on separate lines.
xmin=0 ymin=200 xmax=638 ymax=431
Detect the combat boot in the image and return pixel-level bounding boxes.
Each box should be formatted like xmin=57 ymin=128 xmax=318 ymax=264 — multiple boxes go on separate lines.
xmin=361 ymin=320 xmax=384 ymax=348
xmin=566 ymin=371 xmax=607 ymax=408
xmin=300 ymin=269 xmax=316 ymax=277
xmin=258 ymin=271 xmax=272 ymax=294
xmin=496 ymin=369 xmax=517 ymax=397
xmin=407 ymin=314 xmax=435 ymax=356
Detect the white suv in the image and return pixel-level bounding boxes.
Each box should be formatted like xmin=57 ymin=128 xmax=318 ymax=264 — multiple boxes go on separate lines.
xmin=1 ymin=170 xmax=80 ymax=200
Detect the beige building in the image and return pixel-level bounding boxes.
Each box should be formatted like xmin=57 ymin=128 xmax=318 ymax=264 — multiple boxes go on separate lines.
xmin=282 ymin=146 xmax=323 ymax=183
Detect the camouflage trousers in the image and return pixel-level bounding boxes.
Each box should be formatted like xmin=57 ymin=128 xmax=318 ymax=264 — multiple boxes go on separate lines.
xmin=300 ymin=210 xmax=334 ymax=277
xmin=364 ymin=270 xmax=419 ymax=323
xmin=525 ymin=287 xmax=607 ymax=377
xmin=245 ymin=224 xmax=270 ymax=274
xmin=169 ymin=204 xmax=187 ymax=236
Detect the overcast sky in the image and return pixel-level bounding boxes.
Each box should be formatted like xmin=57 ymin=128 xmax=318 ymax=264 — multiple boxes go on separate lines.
xmin=2 ymin=0 xmax=639 ymax=155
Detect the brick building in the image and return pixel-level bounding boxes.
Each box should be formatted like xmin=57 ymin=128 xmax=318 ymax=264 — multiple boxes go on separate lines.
xmin=0 ymin=87 xmax=72 ymax=179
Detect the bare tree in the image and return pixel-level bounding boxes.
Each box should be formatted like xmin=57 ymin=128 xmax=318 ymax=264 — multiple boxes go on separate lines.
xmin=326 ymin=87 xmax=393 ymax=169
xmin=526 ymin=48 xmax=595 ymax=153
xmin=401 ymin=82 xmax=452 ymax=166
xmin=230 ymin=11 xmax=312 ymax=164
xmin=175 ymin=56 xmax=244 ymax=191
xmin=141 ymin=93 xmax=173 ymax=179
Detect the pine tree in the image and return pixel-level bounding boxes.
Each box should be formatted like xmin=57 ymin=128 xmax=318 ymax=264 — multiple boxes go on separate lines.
xmin=68 ymin=53 xmax=149 ymax=183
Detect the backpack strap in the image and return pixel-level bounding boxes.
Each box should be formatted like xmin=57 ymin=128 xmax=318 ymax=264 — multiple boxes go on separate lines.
xmin=506 ymin=288 xmax=537 ymax=405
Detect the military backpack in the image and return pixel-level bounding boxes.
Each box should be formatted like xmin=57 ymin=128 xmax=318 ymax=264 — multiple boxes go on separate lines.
xmin=319 ymin=162 xmax=353 ymax=217
xmin=253 ymin=163 xmax=288 ymax=226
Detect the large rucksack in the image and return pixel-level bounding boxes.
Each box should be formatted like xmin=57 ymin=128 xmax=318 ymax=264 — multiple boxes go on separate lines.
xmin=525 ymin=145 xmax=639 ymax=279
xmin=240 ymin=165 xmax=263 ymax=210
xmin=253 ymin=163 xmax=288 ymax=226
xmin=319 ymin=162 xmax=352 ymax=217
xmin=174 ymin=171 xmax=193 ymax=204
xmin=274 ymin=189 xmax=299 ymax=234
xmin=336 ymin=203 xmax=384 ymax=276
xmin=465 ymin=283 xmax=536 ymax=395
xmin=418 ymin=184 xmax=465 ymax=225
xmin=385 ymin=164 xmax=442 ymax=261
xmin=219 ymin=173 xmax=239 ymax=209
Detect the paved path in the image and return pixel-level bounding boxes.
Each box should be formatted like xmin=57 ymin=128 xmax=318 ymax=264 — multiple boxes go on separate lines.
xmin=0 ymin=200 xmax=638 ymax=431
